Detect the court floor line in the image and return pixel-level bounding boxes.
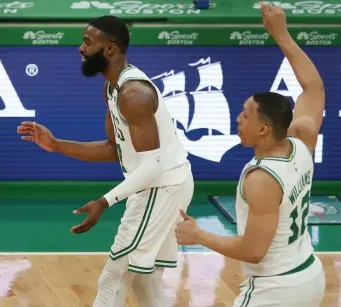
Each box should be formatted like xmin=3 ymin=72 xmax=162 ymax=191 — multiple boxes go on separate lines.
xmin=0 ymin=251 xmax=340 ymax=256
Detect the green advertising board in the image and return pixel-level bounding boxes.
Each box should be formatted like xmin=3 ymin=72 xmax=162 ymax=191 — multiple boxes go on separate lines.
xmin=0 ymin=1 xmax=341 ymax=24
xmin=0 ymin=25 xmax=340 ymax=46
xmin=211 ymin=195 xmax=341 ymax=225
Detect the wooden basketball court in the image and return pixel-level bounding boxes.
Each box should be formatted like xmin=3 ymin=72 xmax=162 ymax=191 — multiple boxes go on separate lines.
xmin=0 ymin=252 xmax=339 ymax=307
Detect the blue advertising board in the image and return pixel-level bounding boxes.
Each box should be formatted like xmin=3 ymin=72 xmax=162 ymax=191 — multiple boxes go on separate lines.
xmin=0 ymin=46 xmax=340 ymax=180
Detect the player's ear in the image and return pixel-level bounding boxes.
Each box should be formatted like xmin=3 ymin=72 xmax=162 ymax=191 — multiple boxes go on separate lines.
xmin=259 ymin=123 xmax=270 ymax=136
xmin=106 ymin=42 xmax=118 ymax=57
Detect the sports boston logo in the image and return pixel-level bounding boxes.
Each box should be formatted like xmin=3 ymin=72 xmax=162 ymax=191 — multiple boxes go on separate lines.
xmin=70 ymin=1 xmax=216 ymax=14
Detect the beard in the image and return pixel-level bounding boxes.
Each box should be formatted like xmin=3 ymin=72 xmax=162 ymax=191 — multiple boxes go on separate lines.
xmin=81 ymin=48 xmax=109 ymax=77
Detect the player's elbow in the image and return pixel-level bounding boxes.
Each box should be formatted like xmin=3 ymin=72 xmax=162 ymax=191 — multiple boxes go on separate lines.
xmin=247 ymin=253 xmax=265 ymax=264
xmin=246 ymin=248 xmax=268 ymax=264
xmin=303 ymin=78 xmax=324 ymax=94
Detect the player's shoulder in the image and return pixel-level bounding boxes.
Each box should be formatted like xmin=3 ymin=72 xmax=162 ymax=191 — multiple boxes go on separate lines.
xmin=119 ymin=79 xmax=157 ymax=105
xmin=117 ymin=80 xmax=157 ymax=123
xmin=120 ymin=78 xmax=153 ymax=94
xmin=244 ymin=168 xmax=283 ymax=205
xmin=117 ymin=64 xmax=157 ymax=101
xmin=245 ymin=168 xmax=281 ymax=191
xmin=118 ymin=64 xmax=147 ymax=83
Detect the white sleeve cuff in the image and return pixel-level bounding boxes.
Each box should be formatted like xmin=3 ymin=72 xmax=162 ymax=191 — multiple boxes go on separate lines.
xmin=103 ymin=148 xmax=162 ymax=207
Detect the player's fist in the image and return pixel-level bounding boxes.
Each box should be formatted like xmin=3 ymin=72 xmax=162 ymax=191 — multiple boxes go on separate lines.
xmin=175 ymin=210 xmax=199 ymax=246
xmin=260 ymin=3 xmax=288 ymax=38
xmin=17 ymin=121 xmax=58 ymax=152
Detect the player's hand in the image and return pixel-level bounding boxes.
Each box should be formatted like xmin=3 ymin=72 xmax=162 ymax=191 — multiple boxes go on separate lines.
xmin=17 ymin=121 xmax=58 ymax=152
xmin=175 ymin=209 xmax=200 ymax=245
xmin=70 ymin=198 xmax=109 ymax=234
xmin=260 ymin=3 xmax=288 ymax=38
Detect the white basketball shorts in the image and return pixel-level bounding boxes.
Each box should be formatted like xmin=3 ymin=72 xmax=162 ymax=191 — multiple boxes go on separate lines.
xmin=109 ymin=171 xmax=194 ymax=274
xmin=234 ymin=254 xmax=325 ymax=307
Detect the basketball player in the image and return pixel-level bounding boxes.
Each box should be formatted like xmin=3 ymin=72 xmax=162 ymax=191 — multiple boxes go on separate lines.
xmin=175 ymin=4 xmax=325 ymax=307
xmin=17 ymin=16 xmax=194 ymax=307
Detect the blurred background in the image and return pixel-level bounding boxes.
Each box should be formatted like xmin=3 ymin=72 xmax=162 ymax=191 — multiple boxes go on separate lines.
xmin=0 ymin=0 xmax=341 ymax=253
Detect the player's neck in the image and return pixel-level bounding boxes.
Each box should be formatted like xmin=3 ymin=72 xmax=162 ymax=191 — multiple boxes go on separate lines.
xmin=104 ymin=57 xmax=128 ymax=85
xmin=254 ymin=138 xmax=291 ymax=159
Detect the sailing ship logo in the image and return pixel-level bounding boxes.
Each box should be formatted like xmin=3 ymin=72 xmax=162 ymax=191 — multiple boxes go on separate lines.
xmin=151 ymin=57 xmax=240 ymax=162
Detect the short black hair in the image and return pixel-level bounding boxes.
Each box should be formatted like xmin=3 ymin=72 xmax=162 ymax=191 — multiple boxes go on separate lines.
xmin=88 ymin=15 xmax=130 ymax=53
xmin=253 ymin=92 xmax=293 ymax=140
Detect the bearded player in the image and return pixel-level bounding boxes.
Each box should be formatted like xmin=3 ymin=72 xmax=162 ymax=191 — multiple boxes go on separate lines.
xmin=18 ymin=16 xmax=194 ymax=307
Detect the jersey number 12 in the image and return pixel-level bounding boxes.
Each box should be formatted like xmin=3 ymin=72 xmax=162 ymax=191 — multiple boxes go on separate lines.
xmin=288 ymin=190 xmax=310 ymax=244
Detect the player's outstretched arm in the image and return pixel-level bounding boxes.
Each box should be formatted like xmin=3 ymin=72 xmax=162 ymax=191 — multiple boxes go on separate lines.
xmin=17 ymin=83 xmax=119 ymax=162
xmin=176 ymin=169 xmax=281 ymax=264
xmin=70 ymin=80 xmax=162 ymax=234
xmin=100 ymin=80 xmax=162 ymax=207
xmin=261 ymin=3 xmax=325 ymax=153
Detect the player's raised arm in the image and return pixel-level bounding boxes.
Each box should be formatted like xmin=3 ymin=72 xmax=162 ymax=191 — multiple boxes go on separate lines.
xmin=261 ymin=4 xmax=325 ymax=153
xmin=17 ymin=81 xmax=119 ymax=162
xmin=100 ymin=80 xmax=162 ymax=207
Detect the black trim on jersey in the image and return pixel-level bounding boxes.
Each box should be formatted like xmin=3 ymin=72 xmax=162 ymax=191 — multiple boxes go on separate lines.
xmin=107 ymin=83 xmax=120 ymax=97
xmin=256 ymin=159 xmax=262 ymax=165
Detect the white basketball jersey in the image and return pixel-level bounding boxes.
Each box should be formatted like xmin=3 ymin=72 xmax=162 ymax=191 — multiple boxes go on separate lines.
xmin=106 ymin=64 xmax=190 ymax=187
xmin=236 ymin=137 xmax=314 ymax=277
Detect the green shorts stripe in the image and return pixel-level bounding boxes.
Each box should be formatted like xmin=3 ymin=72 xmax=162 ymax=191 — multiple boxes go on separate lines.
xmin=241 ymin=277 xmax=256 ymax=307
xmin=127 ymin=261 xmax=177 ymax=274
xmin=128 ymin=264 xmax=155 ymax=274
xmin=110 ymin=188 xmax=158 ymax=260
xmin=155 ymin=260 xmax=177 ymax=268
xmin=128 ymin=267 xmax=155 ymax=274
